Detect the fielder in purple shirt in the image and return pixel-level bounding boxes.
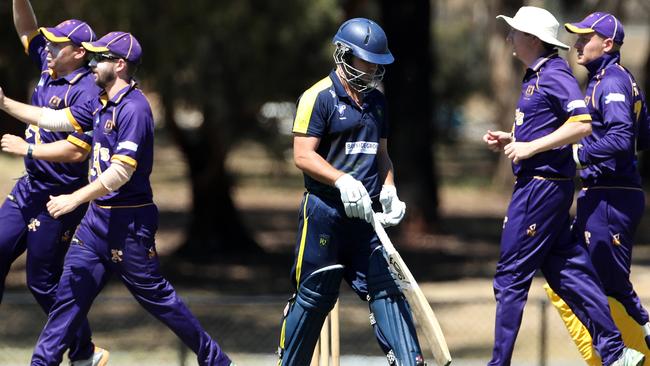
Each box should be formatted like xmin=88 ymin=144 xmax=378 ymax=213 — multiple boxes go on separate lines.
xmin=0 ymin=32 xmax=234 ymax=366
xmin=483 ymin=6 xmax=644 ymax=366
xmin=0 ymin=1 xmax=106 ymax=365
xmin=543 ymin=12 xmax=650 ymax=365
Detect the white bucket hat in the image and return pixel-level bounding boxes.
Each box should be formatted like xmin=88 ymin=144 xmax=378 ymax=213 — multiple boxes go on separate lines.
xmin=496 ymin=6 xmax=570 ymax=50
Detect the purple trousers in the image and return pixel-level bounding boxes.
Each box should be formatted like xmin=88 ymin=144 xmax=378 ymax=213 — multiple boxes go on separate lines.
xmin=573 ymin=187 xmax=649 ymax=325
xmin=489 ymin=177 xmax=624 ymax=366
xmin=30 ymin=203 xmax=231 ymax=366
xmin=0 ymin=176 xmax=94 ymax=361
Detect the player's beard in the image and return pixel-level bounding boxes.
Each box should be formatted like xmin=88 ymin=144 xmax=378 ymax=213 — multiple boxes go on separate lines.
xmin=95 ymin=69 xmax=117 ymax=89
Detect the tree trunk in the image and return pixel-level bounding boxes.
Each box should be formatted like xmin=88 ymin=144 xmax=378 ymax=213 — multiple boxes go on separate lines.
xmin=380 ymin=0 xmax=439 ymax=232
xmin=160 ymin=91 xmax=261 ymax=261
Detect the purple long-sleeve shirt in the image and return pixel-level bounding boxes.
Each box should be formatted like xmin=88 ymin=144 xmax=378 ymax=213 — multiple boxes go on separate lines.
xmin=576 ymin=52 xmax=649 ymax=188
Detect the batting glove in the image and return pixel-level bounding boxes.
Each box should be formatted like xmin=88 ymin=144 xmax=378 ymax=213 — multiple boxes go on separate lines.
xmin=334 ymin=173 xmax=373 ymax=223
xmin=376 ymin=185 xmax=406 ymax=227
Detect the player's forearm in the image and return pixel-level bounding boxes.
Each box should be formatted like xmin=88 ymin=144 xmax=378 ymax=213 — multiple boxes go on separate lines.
xmin=32 ymin=140 xmax=89 ymax=163
xmin=529 ymin=121 xmax=592 ymax=156
xmin=1 ymin=96 xmax=42 ymax=126
xmin=294 ymin=150 xmax=345 ymax=186
xmin=71 ymin=179 xmax=111 ymax=205
xmin=13 ymin=0 xmax=38 ymax=41
xmin=378 ymin=153 xmax=395 ymax=186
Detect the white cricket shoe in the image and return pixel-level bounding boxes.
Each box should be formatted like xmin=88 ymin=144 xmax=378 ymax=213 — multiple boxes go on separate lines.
xmin=71 ymin=347 xmax=110 ymax=366
xmin=611 ymin=347 xmax=645 ymax=366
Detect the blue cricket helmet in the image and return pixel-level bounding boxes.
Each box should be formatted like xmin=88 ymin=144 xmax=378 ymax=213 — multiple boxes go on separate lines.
xmin=332 ymin=18 xmax=394 ymax=65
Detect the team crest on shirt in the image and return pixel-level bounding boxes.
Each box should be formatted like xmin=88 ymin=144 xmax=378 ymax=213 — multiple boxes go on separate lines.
xmin=337 ymin=104 xmax=347 ymax=119
xmin=48 ymin=96 xmax=62 ymax=108
xmin=584 ymin=231 xmax=591 ymax=245
xmin=515 ymin=108 xmax=524 ymax=126
xmin=111 ymin=249 xmax=124 ymax=263
xmin=525 ymin=85 xmax=535 ymax=96
xmin=104 ymin=119 xmax=115 ymax=133
xmin=526 ymin=224 xmax=537 ymax=237
xmin=27 ymin=218 xmax=40 ymax=232
xmin=319 ymin=234 xmax=330 ymax=247
xmin=612 ymin=233 xmax=621 ymax=246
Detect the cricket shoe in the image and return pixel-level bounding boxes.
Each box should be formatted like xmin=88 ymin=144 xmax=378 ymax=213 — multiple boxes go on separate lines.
xmin=611 ymin=347 xmax=645 ymax=366
xmin=71 ymin=347 xmax=110 ymax=366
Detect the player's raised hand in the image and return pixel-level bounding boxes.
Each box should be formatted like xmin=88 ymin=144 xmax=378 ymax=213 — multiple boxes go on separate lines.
xmin=1 ymin=134 xmax=29 ymax=156
xmin=483 ymin=130 xmax=513 ymax=152
xmin=376 ymin=185 xmax=406 ymax=227
xmin=47 ymin=194 xmax=80 ymax=218
xmin=335 ymin=173 xmax=373 ymax=223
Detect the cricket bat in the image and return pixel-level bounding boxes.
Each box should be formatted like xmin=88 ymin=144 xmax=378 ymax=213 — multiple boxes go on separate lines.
xmin=371 ymin=214 xmax=452 ymax=366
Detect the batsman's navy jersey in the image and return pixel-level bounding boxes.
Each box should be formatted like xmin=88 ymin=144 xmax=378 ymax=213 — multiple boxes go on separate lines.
xmin=65 ymin=81 xmax=153 ymax=206
xmin=512 ymin=52 xmax=591 ymax=178
xmin=575 ymin=52 xmax=648 ymax=188
xmin=292 ymin=70 xmax=388 ymax=199
xmin=26 ymin=33 xmax=97 ymax=191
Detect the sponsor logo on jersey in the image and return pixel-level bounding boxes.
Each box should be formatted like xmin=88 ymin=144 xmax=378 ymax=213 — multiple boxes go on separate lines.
xmin=337 ymin=104 xmax=347 ymax=120
xmin=48 ymin=95 xmax=62 ymax=108
xmin=567 ymin=99 xmax=587 ymax=112
xmin=604 ymin=92 xmax=625 ymax=104
xmin=345 ymin=141 xmax=378 ymax=155
xmin=117 ymin=141 xmax=139 ymax=152
xmin=28 ymin=218 xmax=41 ymax=232
xmin=526 ymin=223 xmax=537 ymax=237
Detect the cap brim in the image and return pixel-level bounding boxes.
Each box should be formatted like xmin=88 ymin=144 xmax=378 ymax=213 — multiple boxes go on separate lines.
xmin=81 ymin=41 xmax=110 ymax=53
xmin=565 ymin=23 xmax=595 ymax=34
xmin=497 ymin=15 xmax=570 ymax=50
xmin=39 ymin=27 xmax=70 ymax=43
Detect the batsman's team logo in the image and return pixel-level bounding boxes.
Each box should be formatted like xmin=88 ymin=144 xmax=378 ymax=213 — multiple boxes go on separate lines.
xmin=336 ymin=104 xmax=347 ymax=120
xmin=319 ymin=234 xmax=330 ymax=247
xmin=28 ymin=218 xmax=41 ymax=232
xmin=612 ymin=233 xmax=621 ymax=246
xmin=48 ymin=95 xmax=62 ymax=108
xmin=526 ymin=223 xmax=537 ymax=237
xmin=584 ymin=231 xmax=591 ymax=245
xmin=525 ymin=85 xmax=535 ymax=96
xmin=515 ymin=108 xmax=524 ymax=126
xmin=111 ymin=249 xmax=124 ymax=263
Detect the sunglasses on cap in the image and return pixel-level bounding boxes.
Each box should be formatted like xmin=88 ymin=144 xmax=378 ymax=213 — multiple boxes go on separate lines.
xmin=87 ymin=53 xmax=121 ymax=63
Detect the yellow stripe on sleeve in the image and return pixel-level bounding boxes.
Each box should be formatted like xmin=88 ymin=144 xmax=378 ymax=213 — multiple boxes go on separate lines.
xmin=292 ymin=77 xmax=333 ymax=134
xmin=64 ymin=108 xmax=84 ymax=133
xmin=294 ymin=193 xmax=310 ymax=287
xmin=565 ymin=114 xmax=592 ymax=123
xmin=111 ymin=155 xmax=137 ymax=168
xmin=66 ymin=135 xmax=91 ymax=152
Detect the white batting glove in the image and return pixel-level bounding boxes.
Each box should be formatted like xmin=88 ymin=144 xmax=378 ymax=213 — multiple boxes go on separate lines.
xmin=375 ymin=185 xmax=406 ymax=227
xmin=334 ymin=173 xmax=373 ymax=223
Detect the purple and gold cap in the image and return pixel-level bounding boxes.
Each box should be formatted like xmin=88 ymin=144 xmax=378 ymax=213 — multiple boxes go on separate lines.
xmin=565 ymin=12 xmax=624 ymax=45
xmin=82 ymin=31 xmax=142 ymax=63
xmin=39 ymin=19 xmax=95 ymax=46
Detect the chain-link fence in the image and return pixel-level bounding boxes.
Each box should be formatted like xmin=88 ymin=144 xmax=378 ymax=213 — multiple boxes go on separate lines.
xmin=0 ymin=291 xmax=618 ymax=365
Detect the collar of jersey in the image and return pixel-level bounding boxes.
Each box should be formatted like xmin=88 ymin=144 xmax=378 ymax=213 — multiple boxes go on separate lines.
xmin=585 ymin=51 xmax=620 ymax=78
xmin=529 ymin=50 xmax=559 ymax=72
xmin=329 ymin=69 xmax=352 ymax=99
xmin=99 ymin=80 xmax=138 ymax=108
xmin=48 ymin=65 xmax=92 ymax=84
